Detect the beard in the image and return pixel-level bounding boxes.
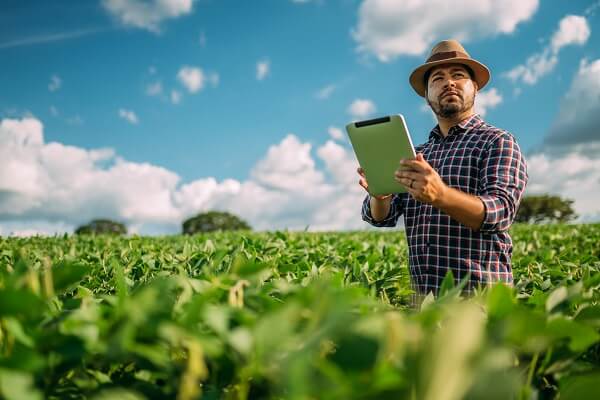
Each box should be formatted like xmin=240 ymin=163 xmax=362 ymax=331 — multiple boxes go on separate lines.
xmin=427 ymin=92 xmax=475 ymax=118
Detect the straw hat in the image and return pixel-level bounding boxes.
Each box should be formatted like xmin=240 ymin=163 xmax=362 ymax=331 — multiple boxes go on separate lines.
xmin=409 ymin=39 xmax=490 ymax=97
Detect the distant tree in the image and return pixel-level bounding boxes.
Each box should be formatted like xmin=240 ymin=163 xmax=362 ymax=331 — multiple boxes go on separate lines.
xmin=75 ymin=219 xmax=127 ymax=235
xmin=183 ymin=211 xmax=251 ymax=234
xmin=515 ymin=195 xmax=577 ymax=224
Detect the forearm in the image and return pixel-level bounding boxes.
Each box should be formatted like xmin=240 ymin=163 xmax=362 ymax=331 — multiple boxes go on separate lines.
xmin=433 ymin=187 xmax=485 ymax=231
xmin=370 ymin=196 xmax=393 ymax=222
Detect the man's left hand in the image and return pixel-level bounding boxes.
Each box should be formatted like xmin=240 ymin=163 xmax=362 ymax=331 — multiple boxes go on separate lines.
xmin=394 ymin=153 xmax=448 ymax=207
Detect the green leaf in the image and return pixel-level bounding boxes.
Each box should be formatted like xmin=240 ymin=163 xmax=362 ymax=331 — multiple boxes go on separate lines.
xmin=546 ymin=286 xmax=568 ymax=312
xmin=560 ymin=373 xmax=600 ymax=400
xmin=0 ymin=289 xmax=45 ymax=318
xmin=2 ymin=317 xmax=34 ymax=347
xmin=438 ymin=269 xmax=455 ymax=297
xmin=52 ymin=261 xmax=88 ymax=293
xmin=329 ymin=334 xmax=379 ymax=372
xmin=0 ymin=369 xmax=42 ymax=400
xmin=547 ymin=317 xmax=600 ymax=353
xmin=487 ymin=283 xmax=515 ymax=318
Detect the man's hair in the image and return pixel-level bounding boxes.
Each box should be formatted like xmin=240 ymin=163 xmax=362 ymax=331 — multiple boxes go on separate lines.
xmin=424 ymin=64 xmax=475 ymax=89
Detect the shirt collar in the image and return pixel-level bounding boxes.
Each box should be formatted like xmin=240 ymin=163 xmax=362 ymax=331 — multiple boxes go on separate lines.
xmin=429 ymin=113 xmax=484 ymax=141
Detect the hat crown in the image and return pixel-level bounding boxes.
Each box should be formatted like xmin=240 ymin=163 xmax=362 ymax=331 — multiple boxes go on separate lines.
xmin=429 ymin=39 xmax=470 ymax=58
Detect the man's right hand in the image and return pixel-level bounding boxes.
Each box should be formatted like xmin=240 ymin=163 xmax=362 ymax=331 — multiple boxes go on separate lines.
xmin=357 ymin=167 xmax=392 ymax=200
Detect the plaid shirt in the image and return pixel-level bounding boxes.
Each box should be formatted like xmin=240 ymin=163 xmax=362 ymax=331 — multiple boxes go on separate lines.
xmin=362 ymin=114 xmax=528 ymax=297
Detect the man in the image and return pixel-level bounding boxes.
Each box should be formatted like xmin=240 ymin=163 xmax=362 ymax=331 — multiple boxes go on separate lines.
xmin=358 ymin=39 xmax=528 ymax=300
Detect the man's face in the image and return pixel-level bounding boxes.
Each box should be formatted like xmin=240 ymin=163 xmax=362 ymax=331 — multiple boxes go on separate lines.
xmin=425 ymin=63 xmax=477 ymax=118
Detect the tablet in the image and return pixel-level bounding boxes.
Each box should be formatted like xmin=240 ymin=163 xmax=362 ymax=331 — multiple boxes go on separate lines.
xmin=345 ymin=114 xmax=416 ymax=196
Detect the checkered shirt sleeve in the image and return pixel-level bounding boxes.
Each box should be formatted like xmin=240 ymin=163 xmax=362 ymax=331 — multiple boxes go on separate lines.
xmin=478 ymin=133 xmax=528 ymax=233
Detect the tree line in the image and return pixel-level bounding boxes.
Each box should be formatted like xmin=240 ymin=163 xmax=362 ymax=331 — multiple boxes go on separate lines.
xmin=75 ymin=194 xmax=577 ymax=235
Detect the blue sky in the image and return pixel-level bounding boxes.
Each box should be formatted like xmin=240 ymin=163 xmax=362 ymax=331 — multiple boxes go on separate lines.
xmin=1 ymin=0 xmax=600 ymax=235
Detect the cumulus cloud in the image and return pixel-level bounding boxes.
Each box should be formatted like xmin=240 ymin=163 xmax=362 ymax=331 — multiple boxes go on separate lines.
xmin=250 ymin=134 xmax=326 ymax=192
xmin=525 ymin=151 xmax=600 ymax=223
xmin=102 ymin=0 xmax=194 ymax=33
xmin=328 ymin=126 xmax=345 ymax=141
xmin=0 ymin=117 xmax=372 ymax=235
xmin=118 ymin=108 xmax=139 ymax=124
xmin=474 ymin=88 xmax=502 ymax=117
xmin=177 ymin=66 xmax=205 ymax=93
xmin=48 ymin=75 xmax=61 ymax=92
xmin=505 ymin=15 xmax=590 ymax=85
xmin=520 ymin=57 xmax=600 ymax=223
xmin=256 ymin=59 xmax=270 ymax=81
xmin=541 ymin=58 xmax=600 ymax=151
xmin=348 ymin=99 xmax=376 ymax=120
xmin=353 ymin=0 xmax=538 ymax=62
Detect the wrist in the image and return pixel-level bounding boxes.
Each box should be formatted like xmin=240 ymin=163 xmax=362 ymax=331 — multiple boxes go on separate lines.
xmin=432 ymin=184 xmax=450 ymax=209
xmin=372 ymin=193 xmax=393 ymax=201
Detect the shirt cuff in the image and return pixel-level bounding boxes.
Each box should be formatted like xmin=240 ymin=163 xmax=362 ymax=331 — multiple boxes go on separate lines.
xmin=361 ymin=194 xmax=398 ymax=227
xmin=479 ymin=194 xmax=510 ymax=233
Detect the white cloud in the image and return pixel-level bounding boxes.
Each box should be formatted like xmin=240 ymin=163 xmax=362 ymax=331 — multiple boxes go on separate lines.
xmin=543 ymin=58 xmax=600 ymax=150
xmin=316 ymin=84 xmax=336 ymax=99
xmin=522 ymin=56 xmax=600 ymax=223
xmin=102 ymin=0 xmax=194 ymax=33
xmin=177 ymin=66 xmax=205 ymax=93
xmin=118 ymin=108 xmax=139 ymax=124
xmin=49 ymin=106 xmax=59 ymax=117
xmin=0 ymin=117 xmax=374 ymax=235
xmin=352 ymin=0 xmax=538 ymax=62
xmin=550 ymin=15 xmax=591 ymax=53
xmin=474 ymin=88 xmax=502 ymax=117
xmin=48 ymin=75 xmax=61 ymax=92
xmin=256 ymin=59 xmax=270 ymax=81
xmin=525 ymin=150 xmax=600 ymax=223
xmin=505 ymin=15 xmax=590 ymax=85
xmin=171 ymin=90 xmax=182 ymax=104
xmin=316 ymin=140 xmax=358 ymax=186
xmin=328 ymin=126 xmax=345 ymax=141
xmin=250 ymin=134 xmax=326 ymax=192
xmin=348 ymin=98 xmax=376 ymax=119
xmin=145 ymin=81 xmax=163 ymax=96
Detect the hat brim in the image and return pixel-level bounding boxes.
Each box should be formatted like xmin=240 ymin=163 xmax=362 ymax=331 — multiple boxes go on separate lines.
xmin=409 ymin=58 xmax=490 ymax=97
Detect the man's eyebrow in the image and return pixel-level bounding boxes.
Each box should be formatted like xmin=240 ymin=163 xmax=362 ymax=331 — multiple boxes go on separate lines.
xmin=431 ymin=67 xmax=467 ymax=77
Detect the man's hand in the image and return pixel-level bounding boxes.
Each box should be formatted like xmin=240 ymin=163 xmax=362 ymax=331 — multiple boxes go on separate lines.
xmin=357 ymin=167 xmax=392 ymax=200
xmin=394 ymin=153 xmax=448 ymax=206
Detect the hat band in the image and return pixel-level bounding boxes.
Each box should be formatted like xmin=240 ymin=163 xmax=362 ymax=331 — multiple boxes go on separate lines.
xmin=426 ymin=50 xmax=470 ymax=63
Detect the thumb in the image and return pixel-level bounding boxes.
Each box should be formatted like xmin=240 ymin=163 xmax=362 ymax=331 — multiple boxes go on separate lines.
xmin=416 ymin=153 xmax=424 ymax=161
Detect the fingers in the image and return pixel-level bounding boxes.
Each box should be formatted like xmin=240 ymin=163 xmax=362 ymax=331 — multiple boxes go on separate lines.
xmin=394 ymin=170 xmax=419 ymax=181
xmin=359 ymin=178 xmax=368 ymax=190
xmin=400 ymin=161 xmax=428 ymax=173
xmin=400 ymin=157 xmax=429 ymax=173
xmin=357 ymin=167 xmax=365 ymax=177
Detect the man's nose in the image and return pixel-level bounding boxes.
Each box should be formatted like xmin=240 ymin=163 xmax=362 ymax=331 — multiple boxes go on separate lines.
xmin=442 ymin=78 xmax=457 ymax=89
